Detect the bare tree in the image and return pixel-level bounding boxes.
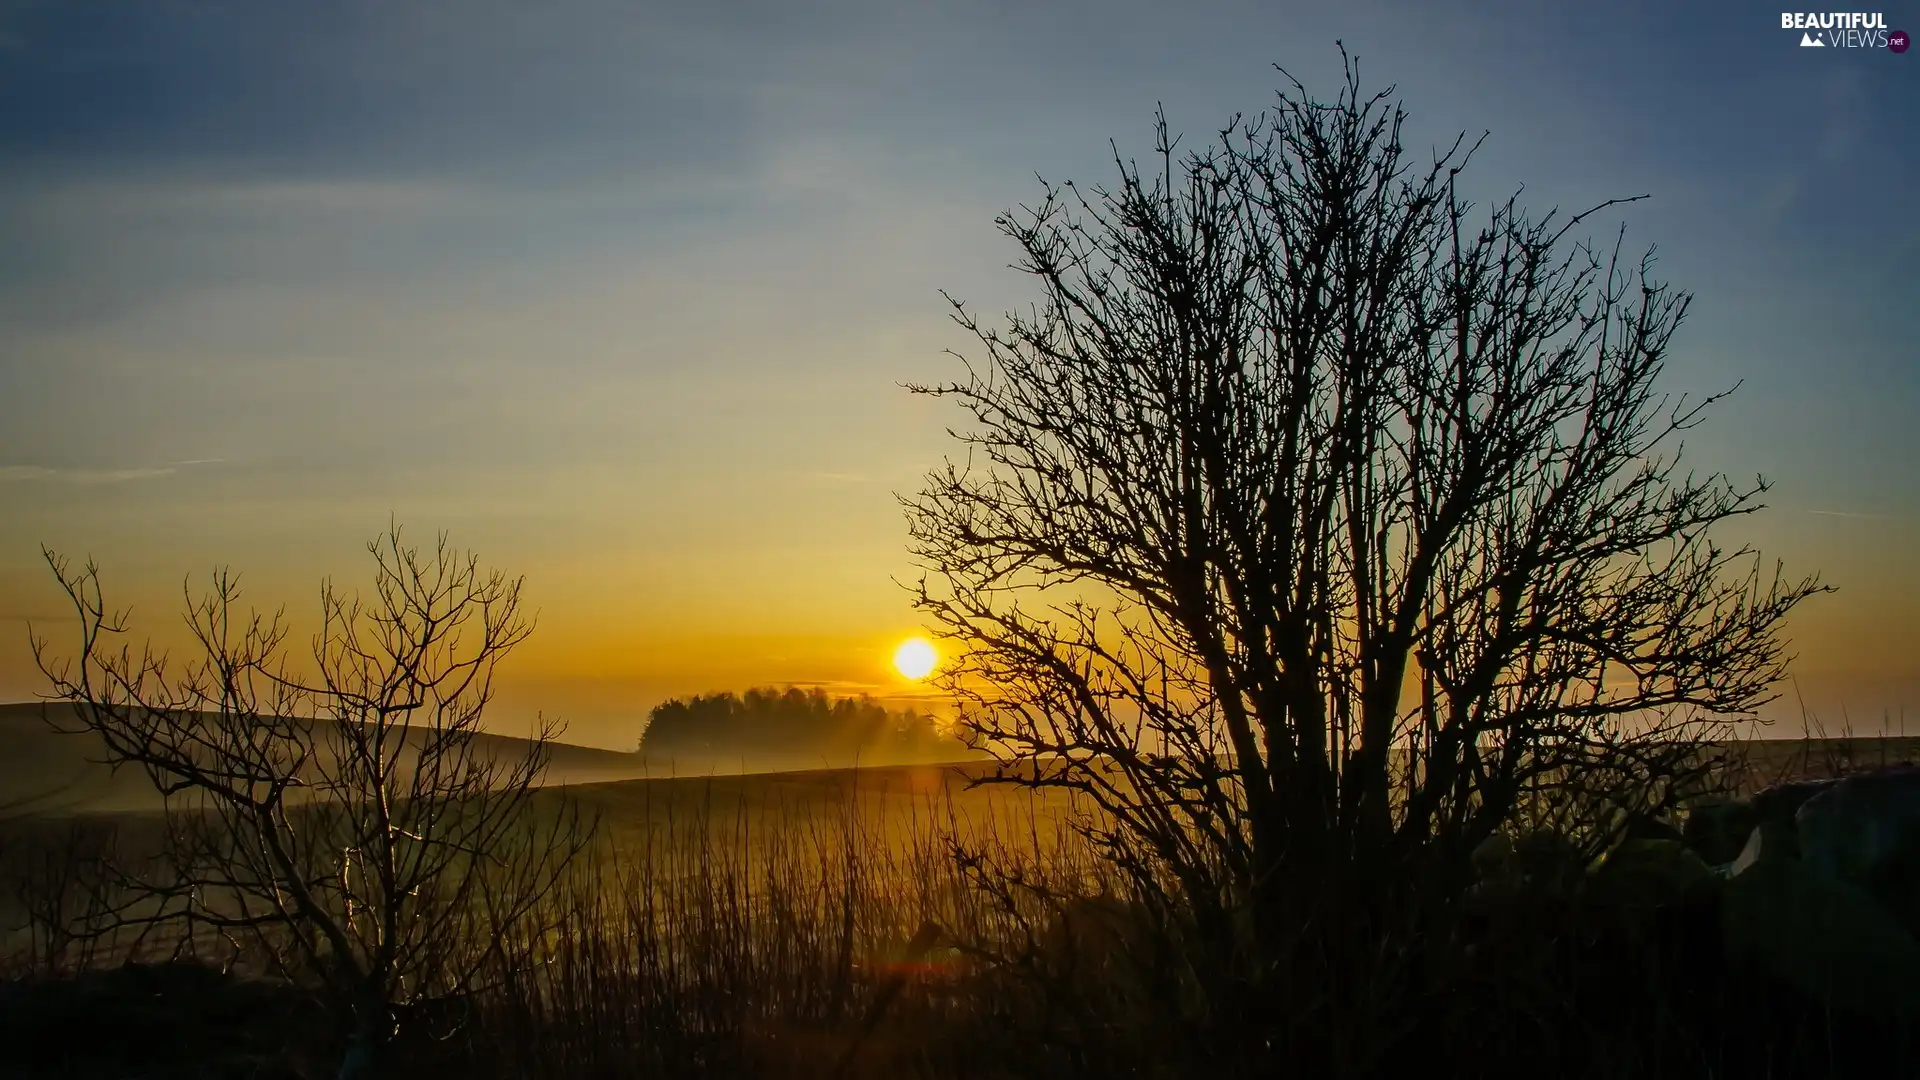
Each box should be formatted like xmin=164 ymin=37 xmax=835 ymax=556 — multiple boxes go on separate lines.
xmin=1 ymin=813 xmax=130 ymax=976
xmin=31 ymin=524 xmax=593 ymax=1078
xmin=904 ymin=52 xmax=1823 ymax=1065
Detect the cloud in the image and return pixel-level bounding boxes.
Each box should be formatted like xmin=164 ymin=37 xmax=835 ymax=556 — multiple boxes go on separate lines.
xmin=0 ymin=458 xmax=224 ymax=484
xmin=10 ymin=176 xmax=498 ymax=222
xmin=1803 ymin=508 xmax=1894 ymax=520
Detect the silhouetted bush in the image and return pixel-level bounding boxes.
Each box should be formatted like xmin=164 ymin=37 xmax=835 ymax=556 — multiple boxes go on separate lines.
xmin=641 ymin=687 xmax=968 ymax=769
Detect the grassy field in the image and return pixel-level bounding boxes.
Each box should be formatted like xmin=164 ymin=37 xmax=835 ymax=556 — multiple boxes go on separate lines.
xmin=1716 ymin=733 xmax=1920 ymax=793
xmin=3 ymin=725 xmax=1918 ymax=1078
xmin=0 ymin=750 xmax=1094 ymax=1079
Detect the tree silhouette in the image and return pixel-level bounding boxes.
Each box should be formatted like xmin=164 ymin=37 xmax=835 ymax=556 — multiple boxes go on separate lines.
xmin=31 ymin=525 xmax=591 ymax=1078
xmin=641 ymin=686 xmax=963 ymax=767
xmin=903 ymin=51 xmax=1824 ymax=1068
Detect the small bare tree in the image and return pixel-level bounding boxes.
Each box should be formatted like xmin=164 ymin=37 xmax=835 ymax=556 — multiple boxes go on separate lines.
xmin=2 ymin=812 xmax=131 ymax=976
xmin=31 ymin=524 xmax=592 ymax=1077
xmin=905 ymin=52 xmax=1823 ymax=1067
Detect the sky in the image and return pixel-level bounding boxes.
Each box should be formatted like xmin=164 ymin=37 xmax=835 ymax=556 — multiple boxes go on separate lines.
xmin=1 ymin=0 xmax=1914 ymax=749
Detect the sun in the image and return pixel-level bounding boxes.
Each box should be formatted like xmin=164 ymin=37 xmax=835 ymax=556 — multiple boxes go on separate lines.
xmin=892 ymin=637 xmax=938 ymax=681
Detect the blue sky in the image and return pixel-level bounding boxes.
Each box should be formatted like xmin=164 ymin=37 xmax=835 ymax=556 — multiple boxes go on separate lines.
xmin=1 ymin=0 xmax=1914 ymax=745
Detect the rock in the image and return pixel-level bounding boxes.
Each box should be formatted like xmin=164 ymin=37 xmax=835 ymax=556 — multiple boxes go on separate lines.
xmin=1469 ymin=830 xmax=1592 ymax=885
xmin=1619 ymin=813 xmax=1686 ymax=845
xmin=1722 ymin=777 xmax=1842 ymax=872
xmin=1728 ymin=811 xmax=1800 ymax=878
xmin=1590 ymin=838 xmax=1719 ymax=909
xmin=1795 ymin=764 xmax=1920 ymax=928
xmin=1682 ymin=796 xmax=1758 ymax=867
xmin=1750 ymin=777 xmax=1842 ymax=851
xmin=1511 ymin=830 xmax=1584 ymax=889
xmin=1722 ymin=842 xmax=1920 ymax=1020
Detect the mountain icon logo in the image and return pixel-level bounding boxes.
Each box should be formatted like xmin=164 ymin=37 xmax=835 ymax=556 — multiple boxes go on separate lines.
xmin=1799 ymin=31 xmax=1826 ymax=45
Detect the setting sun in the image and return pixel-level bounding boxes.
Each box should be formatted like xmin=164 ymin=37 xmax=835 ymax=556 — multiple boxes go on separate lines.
xmin=892 ymin=637 xmax=938 ymax=680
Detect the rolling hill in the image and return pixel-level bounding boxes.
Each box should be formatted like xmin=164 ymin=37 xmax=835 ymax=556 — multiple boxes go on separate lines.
xmin=0 ymin=701 xmax=660 ymax=815
xmin=8 ymin=695 xmax=1916 ymax=822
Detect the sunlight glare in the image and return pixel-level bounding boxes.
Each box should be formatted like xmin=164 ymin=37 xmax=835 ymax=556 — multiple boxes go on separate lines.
xmin=892 ymin=637 xmax=938 ymax=680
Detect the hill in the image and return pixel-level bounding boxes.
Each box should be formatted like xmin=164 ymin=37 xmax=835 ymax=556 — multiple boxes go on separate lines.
xmin=0 ymin=701 xmax=659 ymax=815
xmin=9 ymin=694 xmax=1915 ymax=822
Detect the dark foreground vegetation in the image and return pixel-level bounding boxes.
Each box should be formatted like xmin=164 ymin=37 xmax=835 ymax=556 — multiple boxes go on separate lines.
xmin=4 ymin=736 xmax=1920 ymax=1080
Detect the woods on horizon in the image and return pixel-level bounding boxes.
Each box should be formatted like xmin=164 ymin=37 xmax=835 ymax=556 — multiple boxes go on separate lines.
xmin=639 ymin=686 xmax=966 ymax=767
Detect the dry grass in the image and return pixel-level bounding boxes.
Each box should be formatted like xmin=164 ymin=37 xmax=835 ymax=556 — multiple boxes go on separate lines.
xmin=5 ymin=736 xmax=1920 ymax=1079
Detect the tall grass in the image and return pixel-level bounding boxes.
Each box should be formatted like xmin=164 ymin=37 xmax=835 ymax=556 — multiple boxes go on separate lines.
xmin=8 ymin=745 xmax=1920 ymax=1079
xmin=436 ymin=745 xmax=1920 ymax=1080
xmin=448 ymin=774 xmax=1125 ymax=1079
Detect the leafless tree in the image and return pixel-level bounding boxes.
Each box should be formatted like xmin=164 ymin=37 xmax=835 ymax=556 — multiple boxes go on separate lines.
xmin=31 ymin=524 xmax=593 ymax=1078
xmin=1 ymin=812 xmax=130 ymax=976
xmin=904 ymin=52 xmax=1823 ymax=1065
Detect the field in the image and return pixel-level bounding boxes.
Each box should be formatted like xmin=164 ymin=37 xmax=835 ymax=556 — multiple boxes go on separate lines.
xmin=0 ymin=737 xmax=1094 ymax=1079
xmin=3 ymin=713 xmax=1919 ymax=1079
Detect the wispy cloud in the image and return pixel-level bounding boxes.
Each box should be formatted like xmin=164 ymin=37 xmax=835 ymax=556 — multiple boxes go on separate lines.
xmin=1803 ymin=508 xmax=1892 ymax=520
xmin=7 ymin=177 xmax=499 ymax=226
xmin=0 ymin=459 xmax=224 ymax=484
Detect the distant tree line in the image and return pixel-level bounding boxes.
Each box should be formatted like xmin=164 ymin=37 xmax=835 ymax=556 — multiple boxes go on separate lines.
xmin=640 ymin=687 xmax=966 ymax=767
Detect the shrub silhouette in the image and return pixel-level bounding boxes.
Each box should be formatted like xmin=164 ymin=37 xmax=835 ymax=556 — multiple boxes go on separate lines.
xmin=30 ymin=525 xmax=592 ymax=1078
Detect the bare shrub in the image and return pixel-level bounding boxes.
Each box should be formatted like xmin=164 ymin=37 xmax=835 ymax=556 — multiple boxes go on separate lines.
xmin=30 ymin=524 xmax=593 ymax=1076
xmin=0 ymin=814 xmax=133 ymax=975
